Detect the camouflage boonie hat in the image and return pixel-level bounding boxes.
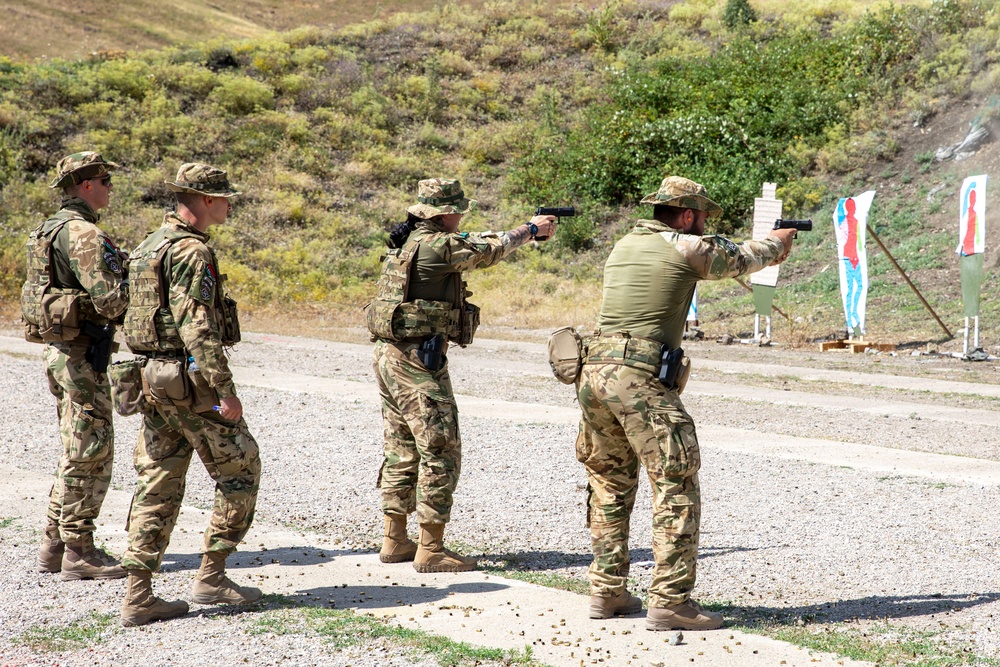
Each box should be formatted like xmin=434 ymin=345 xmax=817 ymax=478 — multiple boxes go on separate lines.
xmin=165 ymin=162 xmax=242 ymax=197
xmin=640 ymin=176 xmax=723 ymax=218
xmin=49 ymin=151 xmax=120 ymax=189
xmin=406 ymin=178 xmax=476 ymax=219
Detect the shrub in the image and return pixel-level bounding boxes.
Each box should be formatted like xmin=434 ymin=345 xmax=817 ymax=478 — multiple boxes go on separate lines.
xmin=722 ymin=0 xmax=758 ymax=30
xmin=209 ymin=74 xmax=275 ymax=115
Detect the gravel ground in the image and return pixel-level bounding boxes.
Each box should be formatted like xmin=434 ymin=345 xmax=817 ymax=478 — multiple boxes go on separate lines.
xmin=1 ymin=332 xmax=999 ymax=665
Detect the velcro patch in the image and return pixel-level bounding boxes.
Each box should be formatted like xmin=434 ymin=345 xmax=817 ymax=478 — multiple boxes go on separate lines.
xmin=197 ymin=264 xmax=217 ymax=303
xmin=102 ymin=239 xmax=122 ymax=274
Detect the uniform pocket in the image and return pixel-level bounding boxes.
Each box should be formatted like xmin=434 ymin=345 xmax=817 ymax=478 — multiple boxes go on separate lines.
xmin=68 ymin=404 xmax=111 ymax=463
xmin=650 ymin=412 xmax=701 ymax=477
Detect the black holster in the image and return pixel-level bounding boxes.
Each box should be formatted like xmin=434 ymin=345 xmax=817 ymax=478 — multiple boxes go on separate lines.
xmin=82 ymin=322 xmax=115 ymax=374
xmin=417 ymin=334 xmax=445 ymax=372
xmin=658 ymin=345 xmax=684 ymax=389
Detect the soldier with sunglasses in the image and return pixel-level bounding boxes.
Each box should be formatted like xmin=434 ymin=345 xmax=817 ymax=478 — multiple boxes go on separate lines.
xmin=21 ymin=151 xmax=130 ymax=581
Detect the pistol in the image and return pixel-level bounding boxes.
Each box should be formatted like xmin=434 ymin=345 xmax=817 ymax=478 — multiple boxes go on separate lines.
xmin=534 ymin=206 xmax=576 ymax=241
xmin=773 ymin=218 xmax=813 ymax=232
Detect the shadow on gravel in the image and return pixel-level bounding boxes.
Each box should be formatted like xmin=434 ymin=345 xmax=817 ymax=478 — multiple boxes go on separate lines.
xmin=160 ymin=546 xmax=367 ymax=573
xmin=718 ymin=591 xmax=1000 ymax=628
xmin=479 ymin=544 xmax=761 ymax=571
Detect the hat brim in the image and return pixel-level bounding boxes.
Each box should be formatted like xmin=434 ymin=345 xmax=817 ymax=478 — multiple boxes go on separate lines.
xmin=49 ymin=160 xmax=121 ymax=189
xmin=406 ymin=198 xmax=476 ymax=219
xmin=640 ymin=192 xmax=723 ymax=218
xmin=165 ymin=181 xmax=242 ymax=198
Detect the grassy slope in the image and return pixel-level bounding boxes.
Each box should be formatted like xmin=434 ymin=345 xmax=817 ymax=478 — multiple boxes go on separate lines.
xmin=0 ymin=0 xmax=504 ymax=61
xmin=0 ymin=0 xmax=998 ymax=349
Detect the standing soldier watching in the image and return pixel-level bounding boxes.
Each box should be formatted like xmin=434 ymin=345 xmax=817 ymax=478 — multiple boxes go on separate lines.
xmin=576 ymin=176 xmax=795 ymax=630
xmin=22 ymin=152 xmax=129 ymax=581
xmin=367 ymin=178 xmax=556 ymax=572
xmin=118 ymin=163 xmax=261 ymax=626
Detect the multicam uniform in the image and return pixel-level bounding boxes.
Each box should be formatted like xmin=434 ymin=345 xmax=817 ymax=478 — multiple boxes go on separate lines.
xmin=21 ymin=197 xmax=129 ymax=544
xmin=121 ymin=212 xmax=259 ymax=572
xmin=370 ymin=219 xmax=526 ymax=524
xmin=577 ymin=219 xmax=782 ymax=608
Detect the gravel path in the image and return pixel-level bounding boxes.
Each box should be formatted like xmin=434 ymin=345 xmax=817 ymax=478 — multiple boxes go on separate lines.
xmin=1 ymin=331 xmax=998 ymax=665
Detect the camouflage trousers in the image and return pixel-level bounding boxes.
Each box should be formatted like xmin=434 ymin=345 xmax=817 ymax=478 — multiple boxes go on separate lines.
xmin=43 ymin=341 xmax=114 ymax=544
xmin=373 ymin=339 xmax=461 ymax=524
xmin=121 ymin=404 xmax=261 ymax=572
xmin=575 ymin=363 xmax=701 ymax=607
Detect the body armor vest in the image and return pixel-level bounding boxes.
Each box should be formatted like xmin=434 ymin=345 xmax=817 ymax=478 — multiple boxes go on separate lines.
xmin=20 ymin=212 xmax=101 ymax=343
xmin=365 ymin=231 xmax=479 ymax=346
xmin=124 ymin=226 xmax=240 ymax=352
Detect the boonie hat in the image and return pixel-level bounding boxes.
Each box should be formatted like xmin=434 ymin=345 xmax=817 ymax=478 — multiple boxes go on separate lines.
xmin=50 ymin=151 xmax=120 ymax=189
xmin=165 ymin=162 xmax=242 ymax=197
xmin=406 ymin=178 xmax=476 ymax=219
xmin=640 ymin=176 xmax=722 ymax=218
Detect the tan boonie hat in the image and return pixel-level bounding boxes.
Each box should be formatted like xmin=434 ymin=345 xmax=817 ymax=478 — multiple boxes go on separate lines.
xmin=50 ymin=151 xmax=120 ymax=189
xmin=406 ymin=178 xmax=476 ymax=219
xmin=165 ymin=162 xmax=242 ymax=197
xmin=640 ymin=176 xmax=723 ymax=218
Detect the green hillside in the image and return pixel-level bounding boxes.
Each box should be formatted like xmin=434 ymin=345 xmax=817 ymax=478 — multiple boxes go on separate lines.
xmin=1 ymin=0 xmax=997 ymax=343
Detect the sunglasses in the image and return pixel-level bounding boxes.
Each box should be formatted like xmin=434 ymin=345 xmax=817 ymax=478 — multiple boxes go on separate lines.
xmin=99 ymin=176 xmax=113 ymax=187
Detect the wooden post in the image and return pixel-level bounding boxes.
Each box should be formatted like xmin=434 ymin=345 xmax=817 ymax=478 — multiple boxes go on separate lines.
xmin=866 ymin=224 xmax=953 ymax=339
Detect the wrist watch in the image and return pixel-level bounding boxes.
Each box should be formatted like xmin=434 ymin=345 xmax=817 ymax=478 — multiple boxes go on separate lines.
xmin=527 ymin=222 xmax=538 ymax=238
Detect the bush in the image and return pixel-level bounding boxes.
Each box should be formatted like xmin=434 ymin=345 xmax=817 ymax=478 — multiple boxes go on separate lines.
xmin=722 ymin=0 xmax=758 ymax=30
xmin=209 ymin=74 xmax=275 ymax=115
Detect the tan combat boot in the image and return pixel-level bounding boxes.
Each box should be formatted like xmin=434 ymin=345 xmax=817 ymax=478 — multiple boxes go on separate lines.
xmin=37 ymin=527 xmax=65 ymax=573
xmin=589 ymin=589 xmax=643 ymax=619
xmin=646 ymin=600 xmax=723 ymax=631
xmin=413 ymin=523 xmax=477 ymax=573
xmin=190 ymin=551 xmax=262 ymax=605
xmin=380 ymin=514 xmax=417 ymax=563
xmin=60 ymin=534 xmax=126 ymax=581
xmin=121 ymin=569 xmax=189 ymax=627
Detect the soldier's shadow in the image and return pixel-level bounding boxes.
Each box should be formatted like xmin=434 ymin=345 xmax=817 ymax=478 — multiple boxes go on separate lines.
xmin=725 ymin=591 xmax=1000 ymax=627
xmin=160 ymin=546 xmax=360 ymax=573
xmin=478 ymin=544 xmax=761 ymax=571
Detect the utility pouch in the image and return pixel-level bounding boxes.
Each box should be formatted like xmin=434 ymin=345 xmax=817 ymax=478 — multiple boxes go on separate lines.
xmin=24 ymin=322 xmax=44 ymax=344
xmin=658 ymin=345 xmax=685 ymax=390
xmin=141 ymin=357 xmax=192 ymax=406
xmin=188 ymin=366 xmax=220 ymax=414
xmin=452 ymin=302 xmax=480 ymax=347
xmin=109 ymin=358 xmax=147 ymax=416
xmin=417 ymin=334 xmax=445 ymax=372
xmin=676 ymin=356 xmax=692 ymax=395
xmin=38 ymin=290 xmax=84 ymax=342
xmin=220 ymin=296 xmax=241 ymax=346
xmin=547 ymin=326 xmax=583 ymax=384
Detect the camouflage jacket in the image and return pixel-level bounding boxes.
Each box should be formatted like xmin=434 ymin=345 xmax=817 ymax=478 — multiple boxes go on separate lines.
xmin=596 ymin=219 xmax=783 ymax=349
xmin=124 ymin=213 xmax=237 ymax=398
xmin=21 ymin=198 xmax=129 ymax=325
xmin=366 ymin=219 xmax=530 ymax=343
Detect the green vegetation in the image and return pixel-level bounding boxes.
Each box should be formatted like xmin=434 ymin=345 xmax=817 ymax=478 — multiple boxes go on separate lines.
xmin=15 ymin=611 xmax=119 ymax=652
xmin=1 ymin=0 xmax=998 ymax=339
xmin=249 ymin=594 xmax=541 ymax=665
xmin=0 ymin=517 xmax=15 ymax=529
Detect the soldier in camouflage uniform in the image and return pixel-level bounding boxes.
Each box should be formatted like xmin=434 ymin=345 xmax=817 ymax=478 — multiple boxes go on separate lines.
xmin=21 ymin=152 xmax=130 ymax=581
xmin=576 ymin=176 xmax=796 ymax=631
xmin=367 ymin=178 xmax=556 ymax=572
xmin=118 ymin=163 xmax=261 ymax=626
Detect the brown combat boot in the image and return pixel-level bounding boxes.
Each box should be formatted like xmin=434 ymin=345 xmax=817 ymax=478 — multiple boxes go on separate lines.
xmin=190 ymin=551 xmax=262 ymax=605
xmin=60 ymin=534 xmax=126 ymax=581
xmin=121 ymin=569 xmax=188 ymax=627
xmin=37 ymin=527 xmax=65 ymax=573
xmin=646 ymin=600 xmax=724 ymax=631
xmin=589 ymin=589 xmax=643 ymax=619
xmin=380 ymin=514 xmax=417 ymax=563
xmin=413 ymin=523 xmax=477 ymax=573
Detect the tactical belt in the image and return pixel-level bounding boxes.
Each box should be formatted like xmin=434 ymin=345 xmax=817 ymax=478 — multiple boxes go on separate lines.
xmin=144 ymin=349 xmax=187 ymax=359
xmin=583 ymin=333 xmax=665 ymax=375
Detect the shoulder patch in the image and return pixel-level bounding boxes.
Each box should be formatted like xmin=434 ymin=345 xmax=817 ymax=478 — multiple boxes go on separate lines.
xmin=196 ymin=264 xmax=217 ymax=304
xmin=715 ymin=236 xmax=739 ymax=256
xmin=101 ymin=238 xmax=122 ymax=274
